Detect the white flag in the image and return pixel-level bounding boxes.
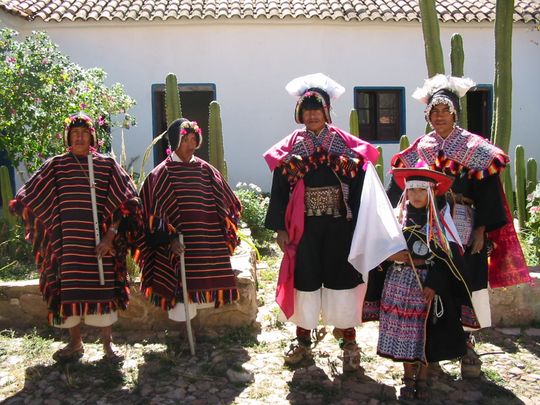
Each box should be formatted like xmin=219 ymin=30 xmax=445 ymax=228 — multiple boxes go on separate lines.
xmin=348 ymin=162 xmax=407 ymax=280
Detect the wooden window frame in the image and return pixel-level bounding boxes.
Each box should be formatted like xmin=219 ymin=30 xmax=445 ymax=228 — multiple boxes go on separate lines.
xmin=353 ymin=87 xmax=405 ymax=143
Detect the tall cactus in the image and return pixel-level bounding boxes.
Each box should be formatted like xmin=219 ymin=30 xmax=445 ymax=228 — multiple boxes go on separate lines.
xmin=165 ymin=73 xmax=182 ymax=126
xmin=349 ymin=109 xmax=359 ymax=136
xmin=527 ymin=158 xmax=538 ymax=195
xmin=503 ymin=165 xmax=515 ymax=216
xmin=515 ymin=145 xmax=527 ymax=228
xmin=0 ymin=165 xmax=16 ymax=226
xmin=491 ymin=0 xmax=513 ymax=152
xmin=399 ymin=135 xmax=410 ymax=151
xmin=208 ymin=101 xmax=227 ymax=180
xmin=450 ymin=33 xmax=468 ymax=129
xmin=419 ymin=0 xmax=445 ymax=77
xmin=375 ymin=146 xmax=384 ymax=183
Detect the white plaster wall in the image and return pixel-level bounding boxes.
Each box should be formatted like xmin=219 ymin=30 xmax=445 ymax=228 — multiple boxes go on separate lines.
xmin=1 ymin=15 xmax=539 ymax=191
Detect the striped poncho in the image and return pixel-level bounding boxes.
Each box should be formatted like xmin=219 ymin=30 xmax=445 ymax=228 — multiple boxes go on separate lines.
xmin=10 ymin=152 xmax=142 ymax=325
xmin=138 ymin=156 xmax=241 ymax=310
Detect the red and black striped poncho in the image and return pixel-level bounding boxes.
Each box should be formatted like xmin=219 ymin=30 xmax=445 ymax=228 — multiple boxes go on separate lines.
xmin=138 ymin=156 xmax=242 ymax=310
xmin=10 ymin=152 xmax=142 ymax=325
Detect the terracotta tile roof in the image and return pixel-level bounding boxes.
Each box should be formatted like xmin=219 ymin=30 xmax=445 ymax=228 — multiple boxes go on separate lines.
xmin=1 ymin=0 xmax=539 ymax=23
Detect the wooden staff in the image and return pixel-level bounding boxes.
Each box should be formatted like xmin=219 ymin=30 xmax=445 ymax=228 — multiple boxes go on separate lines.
xmin=179 ymin=234 xmax=195 ymax=355
xmin=87 ymin=153 xmax=105 ymax=285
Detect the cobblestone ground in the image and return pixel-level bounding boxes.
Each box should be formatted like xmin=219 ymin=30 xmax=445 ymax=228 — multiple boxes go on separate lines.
xmin=1 ymin=259 xmax=539 ymax=405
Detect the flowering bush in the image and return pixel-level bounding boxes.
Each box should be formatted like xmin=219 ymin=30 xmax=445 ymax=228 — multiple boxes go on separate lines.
xmin=0 ymin=29 xmax=136 ymax=177
xmin=235 ymin=183 xmax=275 ymax=254
xmin=522 ymin=183 xmax=540 ymax=265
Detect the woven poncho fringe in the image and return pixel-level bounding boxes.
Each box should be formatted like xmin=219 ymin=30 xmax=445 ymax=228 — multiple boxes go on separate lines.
xmin=138 ymin=156 xmax=241 ymax=310
xmin=10 ymin=152 xmax=142 ymax=325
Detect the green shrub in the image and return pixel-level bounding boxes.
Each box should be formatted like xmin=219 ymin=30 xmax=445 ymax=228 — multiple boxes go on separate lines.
xmin=521 ymin=183 xmax=540 ymax=266
xmin=0 ymin=219 xmax=36 ymax=280
xmin=0 ymin=28 xmax=136 ymax=177
xmin=235 ymin=183 xmax=274 ymax=255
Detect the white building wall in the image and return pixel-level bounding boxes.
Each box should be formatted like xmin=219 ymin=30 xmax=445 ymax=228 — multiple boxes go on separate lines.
xmin=2 ymin=15 xmax=539 ymax=191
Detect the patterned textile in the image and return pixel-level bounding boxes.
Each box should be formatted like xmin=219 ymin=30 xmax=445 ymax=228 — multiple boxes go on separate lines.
xmin=451 ymin=203 xmax=474 ymax=246
xmin=391 ymin=128 xmax=530 ymax=289
xmin=378 ymin=265 xmax=429 ymax=363
xmin=139 ymin=157 xmax=241 ymax=310
xmin=281 ymin=127 xmax=364 ymax=184
xmin=10 ymin=152 xmax=141 ymax=325
xmin=393 ymin=127 xmax=508 ymax=179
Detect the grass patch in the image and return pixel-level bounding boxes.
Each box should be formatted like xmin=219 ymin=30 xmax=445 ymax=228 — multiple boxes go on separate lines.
xmin=483 ymin=368 xmax=504 ymax=384
xmin=21 ymin=328 xmax=55 ymax=361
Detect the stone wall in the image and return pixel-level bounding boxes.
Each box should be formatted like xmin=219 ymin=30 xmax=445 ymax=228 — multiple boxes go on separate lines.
xmin=489 ymin=270 xmax=540 ymax=327
xmin=0 ymin=251 xmax=258 ymax=332
xmin=1 ymin=263 xmax=539 ymax=330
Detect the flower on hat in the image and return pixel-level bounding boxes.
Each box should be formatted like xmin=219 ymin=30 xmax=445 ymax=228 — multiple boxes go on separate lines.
xmin=179 ymin=120 xmax=202 ymax=136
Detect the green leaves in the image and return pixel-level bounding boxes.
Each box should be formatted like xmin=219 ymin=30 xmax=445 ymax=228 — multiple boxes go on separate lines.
xmin=0 ymin=29 xmax=136 ymax=176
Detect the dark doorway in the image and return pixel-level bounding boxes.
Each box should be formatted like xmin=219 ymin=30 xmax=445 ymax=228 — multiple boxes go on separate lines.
xmin=466 ymin=85 xmax=492 ymax=139
xmin=151 ymin=83 xmax=216 ymax=166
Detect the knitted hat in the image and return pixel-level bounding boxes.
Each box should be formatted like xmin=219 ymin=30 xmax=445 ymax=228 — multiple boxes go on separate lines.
xmin=167 ymin=118 xmax=202 ymax=151
xmin=412 ymin=74 xmax=475 ymax=124
xmin=63 ymin=112 xmax=96 ymax=147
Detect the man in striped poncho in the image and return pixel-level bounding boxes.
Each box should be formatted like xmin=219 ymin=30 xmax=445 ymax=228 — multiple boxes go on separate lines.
xmin=138 ymin=118 xmax=241 ymax=330
xmin=11 ymin=113 xmax=142 ymax=362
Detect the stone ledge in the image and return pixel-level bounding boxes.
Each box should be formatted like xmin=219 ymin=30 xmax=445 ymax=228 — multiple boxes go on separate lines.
xmin=489 ymin=270 xmax=540 ymax=327
xmin=0 ymin=251 xmax=258 ymax=332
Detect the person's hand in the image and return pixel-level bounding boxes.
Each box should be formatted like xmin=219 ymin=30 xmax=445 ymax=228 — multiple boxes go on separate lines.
xmin=96 ymin=230 xmax=116 ymax=258
xmin=276 ymin=230 xmax=289 ymax=253
xmin=471 ymin=226 xmax=486 ymax=254
xmin=170 ymin=237 xmax=185 ymax=256
xmin=387 ymin=250 xmax=409 ymax=263
xmin=423 ymin=287 xmax=435 ymax=303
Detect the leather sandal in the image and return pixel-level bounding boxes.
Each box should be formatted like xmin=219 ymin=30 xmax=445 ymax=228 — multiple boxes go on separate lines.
xmin=415 ymin=379 xmax=430 ymax=400
xmin=399 ymin=377 xmax=416 ymax=400
xmin=52 ymin=344 xmax=84 ymax=363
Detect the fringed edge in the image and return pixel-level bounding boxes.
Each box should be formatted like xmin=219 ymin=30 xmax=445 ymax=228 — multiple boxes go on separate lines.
xmin=10 ymin=199 xmax=61 ymax=304
xmin=433 ymin=151 xmax=507 ymax=180
xmin=106 ymin=197 xmax=144 ymax=247
xmin=280 ymin=148 xmax=363 ymax=184
xmin=393 ymin=152 xmax=507 ymax=180
xmin=48 ymin=301 xmax=121 ymax=326
xmin=224 ymin=216 xmax=240 ymax=255
xmin=141 ymin=286 xmax=239 ymax=311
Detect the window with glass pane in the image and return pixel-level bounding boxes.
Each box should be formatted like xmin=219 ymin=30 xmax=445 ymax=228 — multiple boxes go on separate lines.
xmin=353 ymin=88 xmax=404 ymax=142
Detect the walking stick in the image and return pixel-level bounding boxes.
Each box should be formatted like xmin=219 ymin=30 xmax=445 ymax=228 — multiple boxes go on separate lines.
xmin=179 ymin=234 xmax=195 ymax=355
xmin=87 ymin=153 xmax=105 ymax=285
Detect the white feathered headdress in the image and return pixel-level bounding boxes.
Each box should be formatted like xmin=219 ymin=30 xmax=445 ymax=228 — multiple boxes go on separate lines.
xmin=286 ymin=73 xmax=345 ymax=124
xmin=286 ymin=73 xmax=345 ymax=99
xmin=412 ymin=74 xmax=475 ymax=104
xmin=413 ymin=74 xmax=475 ymax=124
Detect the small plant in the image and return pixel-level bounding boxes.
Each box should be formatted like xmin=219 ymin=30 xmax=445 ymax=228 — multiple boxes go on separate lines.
xmin=521 ymin=183 xmax=540 ymax=265
xmin=0 ymin=220 xmax=36 ymax=280
xmin=235 ymin=183 xmax=274 ymax=255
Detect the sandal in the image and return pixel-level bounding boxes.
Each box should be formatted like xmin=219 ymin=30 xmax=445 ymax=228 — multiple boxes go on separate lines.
xmin=52 ymin=344 xmax=84 ymax=363
xmin=415 ymin=379 xmax=430 ymax=400
xmin=399 ymin=377 xmax=416 ymax=400
xmin=461 ymin=347 xmax=482 ymax=378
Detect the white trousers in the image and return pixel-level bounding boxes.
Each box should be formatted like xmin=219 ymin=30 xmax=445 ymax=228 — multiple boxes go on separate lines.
xmin=168 ymin=302 xmax=215 ymax=322
xmin=55 ymin=311 xmax=118 ymax=329
xmin=280 ymin=284 xmax=367 ymax=330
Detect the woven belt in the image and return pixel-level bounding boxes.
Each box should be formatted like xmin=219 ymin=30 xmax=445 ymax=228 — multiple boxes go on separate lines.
xmin=305 ymin=186 xmax=343 ymax=217
xmin=446 ymin=191 xmax=474 ymax=207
